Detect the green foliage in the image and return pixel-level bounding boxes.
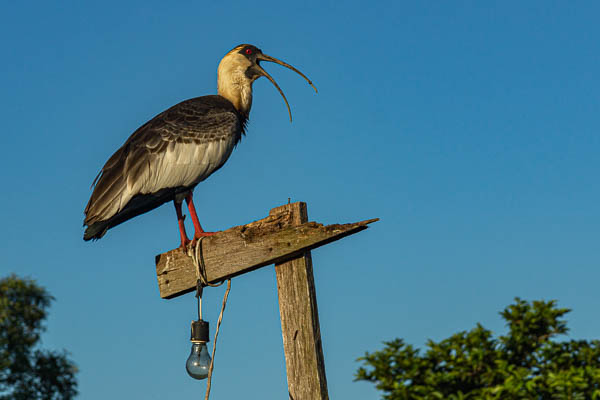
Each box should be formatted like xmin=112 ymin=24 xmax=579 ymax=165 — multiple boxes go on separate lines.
xmin=0 ymin=274 xmax=77 ymax=400
xmin=356 ymin=298 xmax=600 ymax=400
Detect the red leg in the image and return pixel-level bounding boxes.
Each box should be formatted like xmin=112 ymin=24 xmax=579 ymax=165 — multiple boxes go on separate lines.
xmin=174 ymin=200 xmax=190 ymax=249
xmin=185 ymin=191 xmax=217 ymax=239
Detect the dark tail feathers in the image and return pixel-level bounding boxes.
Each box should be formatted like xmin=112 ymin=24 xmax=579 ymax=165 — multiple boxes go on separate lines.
xmin=83 ymin=187 xmax=186 ymax=241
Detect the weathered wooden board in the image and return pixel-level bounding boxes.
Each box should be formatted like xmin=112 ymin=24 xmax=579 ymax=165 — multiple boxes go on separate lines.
xmin=272 ymin=202 xmax=329 ymax=400
xmin=155 ymin=202 xmax=377 ymax=299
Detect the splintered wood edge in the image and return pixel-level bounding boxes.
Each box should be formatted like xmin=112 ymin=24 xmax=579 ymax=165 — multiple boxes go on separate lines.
xmin=155 ymin=217 xmax=379 ymax=299
xmin=156 ymin=217 xmax=378 ymax=262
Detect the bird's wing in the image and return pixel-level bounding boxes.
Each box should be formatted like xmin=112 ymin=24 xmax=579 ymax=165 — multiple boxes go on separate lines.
xmin=84 ymin=95 xmax=244 ymax=226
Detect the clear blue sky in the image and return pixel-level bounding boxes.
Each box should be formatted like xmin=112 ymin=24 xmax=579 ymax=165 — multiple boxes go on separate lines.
xmin=1 ymin=1 xmax=599 ymax=399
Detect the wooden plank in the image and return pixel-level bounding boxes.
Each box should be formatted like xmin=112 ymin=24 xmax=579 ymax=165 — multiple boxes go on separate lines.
xmin=155 ymin=202 xmax=378 ymax=299
xmin=273 ymin=202 xmax=328 ymax=400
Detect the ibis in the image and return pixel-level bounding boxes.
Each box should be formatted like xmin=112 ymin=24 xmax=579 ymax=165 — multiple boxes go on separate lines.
xmin=83 ymin=44 xmax=316 ymax=248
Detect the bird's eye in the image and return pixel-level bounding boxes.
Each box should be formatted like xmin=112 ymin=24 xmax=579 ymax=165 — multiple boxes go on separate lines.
xmin=245 ymin=48 xmax=252 ymax=55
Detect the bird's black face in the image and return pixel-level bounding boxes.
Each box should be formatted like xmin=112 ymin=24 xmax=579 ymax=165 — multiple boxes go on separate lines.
xmin=239 ymin=45 xmax=263 ymax=80
xmin=238 ymin=45 xmax=262 ymax=60
xmin=228 ymin=43 xmax=317 ymax=121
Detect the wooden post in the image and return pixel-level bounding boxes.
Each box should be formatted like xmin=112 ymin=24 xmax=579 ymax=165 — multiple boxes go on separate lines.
xmin=154 ymin=202 xmax=378 ymax=398
xmin=271 ymin=202 xmax=329 ymax=400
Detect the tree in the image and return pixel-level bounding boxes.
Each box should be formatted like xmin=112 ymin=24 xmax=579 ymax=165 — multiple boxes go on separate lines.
xmin=0 ymin=274 xmax=77 ymax=400
xmin=356 ymin=298 xmax=600 ymax=400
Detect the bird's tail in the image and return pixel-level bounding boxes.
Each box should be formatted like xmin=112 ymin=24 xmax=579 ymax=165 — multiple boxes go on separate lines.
xmin=83 ymin=187 xmax=179 ymax=241
xmin=83 ymin=220 xmax=111 ymax=241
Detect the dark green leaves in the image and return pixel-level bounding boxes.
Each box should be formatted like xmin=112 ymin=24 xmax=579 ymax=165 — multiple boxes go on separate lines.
xmin=0 ymin=275 xmax=77 ymax=400
xmin=356 ymin=298 xmax=600 ymax=400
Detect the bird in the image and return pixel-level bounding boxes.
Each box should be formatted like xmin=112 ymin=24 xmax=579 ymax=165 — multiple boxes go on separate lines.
xmin=83 ymin=44 xmax=316 ymax=249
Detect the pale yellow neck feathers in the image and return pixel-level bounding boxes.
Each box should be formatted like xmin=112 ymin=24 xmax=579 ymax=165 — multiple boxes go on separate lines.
xmin=217 ymin=55 xmax=254 ymax=116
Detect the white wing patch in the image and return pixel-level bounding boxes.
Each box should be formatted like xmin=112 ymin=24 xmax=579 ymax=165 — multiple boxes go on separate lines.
xmin=116 ymin=135 xmax=236 ymax=214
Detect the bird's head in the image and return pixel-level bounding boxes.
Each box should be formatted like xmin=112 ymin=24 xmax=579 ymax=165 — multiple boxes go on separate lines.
xmin=217 ymin=44 xmax=317 ymax=120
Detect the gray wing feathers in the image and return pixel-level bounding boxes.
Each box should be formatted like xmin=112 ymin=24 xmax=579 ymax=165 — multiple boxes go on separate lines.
xmin=84 ymin=96 xmax=242 ymax=227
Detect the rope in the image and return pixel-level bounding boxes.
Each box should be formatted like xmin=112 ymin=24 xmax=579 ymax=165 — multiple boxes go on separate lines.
xmin=190 ymin=237 xmax=224 ymax=288
xmin=189 ymin=237 xmax=232 ymax=400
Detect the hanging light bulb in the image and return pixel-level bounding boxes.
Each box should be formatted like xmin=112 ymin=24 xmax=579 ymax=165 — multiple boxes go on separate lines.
xmin=186 ymin=319 xmax=211 ymax=380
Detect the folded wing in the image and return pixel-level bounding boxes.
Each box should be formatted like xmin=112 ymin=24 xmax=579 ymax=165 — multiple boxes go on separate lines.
xmin=83 ymin=95 xmax=245 ymax=240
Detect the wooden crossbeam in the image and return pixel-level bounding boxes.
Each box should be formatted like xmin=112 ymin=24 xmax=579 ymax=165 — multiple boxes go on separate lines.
xmin=155 ymin=203 xmax=377 ymax=299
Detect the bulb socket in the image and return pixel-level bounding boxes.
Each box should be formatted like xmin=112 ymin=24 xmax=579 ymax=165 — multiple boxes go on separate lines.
xmin=190 ymin=319 xmax=210 ymax=343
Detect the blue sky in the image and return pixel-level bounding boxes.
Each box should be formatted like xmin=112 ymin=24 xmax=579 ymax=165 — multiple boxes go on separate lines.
xmin=1 ymin=1 xmax=599 ymax=399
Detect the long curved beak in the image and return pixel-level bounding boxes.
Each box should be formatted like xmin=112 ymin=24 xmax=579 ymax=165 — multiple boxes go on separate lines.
xmin=255 ymin=53 xmax=317 ymax=122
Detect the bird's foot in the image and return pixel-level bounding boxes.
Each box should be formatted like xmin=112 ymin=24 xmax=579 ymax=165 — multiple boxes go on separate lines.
xmin=188 ymin=231 xmax=219 ymax=248
xmin=194 ymin=231 xmax=219 ymax=239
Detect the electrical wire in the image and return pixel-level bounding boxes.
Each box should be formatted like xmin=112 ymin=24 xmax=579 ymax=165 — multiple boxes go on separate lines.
xmin=204 ymin=278 xmax=231 ymax=400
